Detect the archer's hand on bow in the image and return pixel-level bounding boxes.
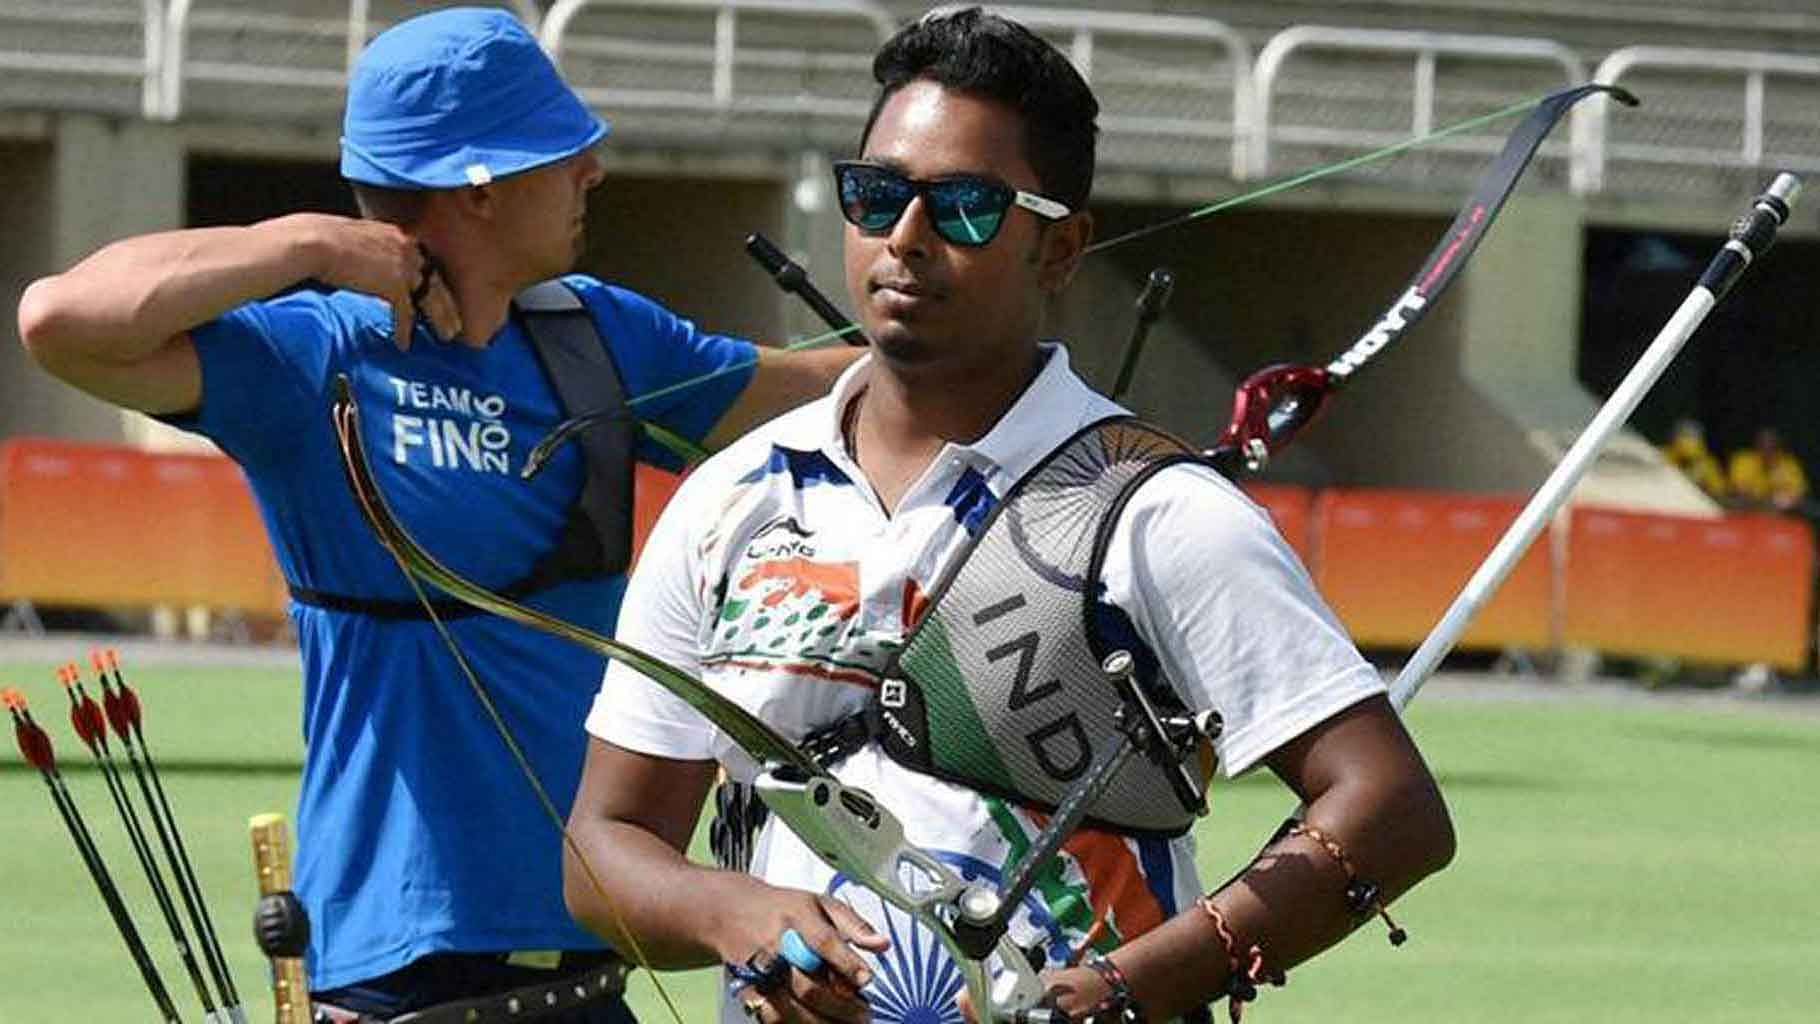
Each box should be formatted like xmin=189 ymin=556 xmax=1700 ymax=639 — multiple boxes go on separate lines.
xmin=724 ymin=884 xmax=890 ymax=1023
xmin=957 ymin=965 xmax=1112 ymax=1023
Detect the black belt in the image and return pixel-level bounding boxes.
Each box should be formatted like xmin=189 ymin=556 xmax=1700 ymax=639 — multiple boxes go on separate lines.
xmin=312 ymin=955 xmax=631 ymax=1024
xmin=287 ymin=577 xmax=555 ymax=621
xmin=289 ymin=585 xmax=491 ymax=621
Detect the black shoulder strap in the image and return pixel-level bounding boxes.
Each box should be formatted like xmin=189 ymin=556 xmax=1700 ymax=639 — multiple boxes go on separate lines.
xmin=292 ymin=281 xmax=637 ymax=620
xmin=513 ymin=279 xmax=636 ymax=588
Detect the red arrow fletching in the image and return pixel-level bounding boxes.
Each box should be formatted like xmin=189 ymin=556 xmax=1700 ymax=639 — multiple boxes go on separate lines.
xmin=58 ymin=666 xmax=102 ymax=752
xmin=5 ymin=689 xmax=57 ymax=774
xmin=60 ymin=669 xmax=107 ymax=749
xmin=77 ymin=692 xmax=109 ymax=753
xmin=99 ymin=676 xmax=131 ymax=742
xmin=121 ymin=683 xmax=142 ymax=733
xmin=99 ymin=651 xmax=144 ymax=735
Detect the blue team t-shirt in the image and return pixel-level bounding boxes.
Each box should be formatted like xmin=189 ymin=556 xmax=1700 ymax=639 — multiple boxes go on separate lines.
xmin=167 ymin=275 xmax=754 ymax=989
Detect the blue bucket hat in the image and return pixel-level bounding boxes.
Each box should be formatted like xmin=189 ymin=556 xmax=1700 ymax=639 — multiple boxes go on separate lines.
xmin=341 ymin=7 xmax=608 ymax=189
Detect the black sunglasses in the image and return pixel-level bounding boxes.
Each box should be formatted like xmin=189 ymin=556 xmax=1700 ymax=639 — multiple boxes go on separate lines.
xmin=832 ymin=160 xmax=1072 ymax=247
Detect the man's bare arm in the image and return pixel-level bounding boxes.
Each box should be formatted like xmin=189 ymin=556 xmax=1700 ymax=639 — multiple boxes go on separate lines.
xmin=17 ymin=213 xmax=458 ymax=414
xmin=1044 ymin=695 xmax=1454 ymax=1021
xmin=563 ymin=738 xmax=730 ymax=968
xmin=703 ymin=345 xmax=864 ymax=450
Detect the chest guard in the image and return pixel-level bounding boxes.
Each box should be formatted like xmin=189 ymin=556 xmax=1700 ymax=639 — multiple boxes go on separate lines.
xmin=868 ymin=416 xmax=1218 ymax=837
xmin=292 ymin=279 xmax=634 ymax=619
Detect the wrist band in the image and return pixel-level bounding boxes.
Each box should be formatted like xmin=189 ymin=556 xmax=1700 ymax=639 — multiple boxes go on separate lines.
xmin=1194 ymin=898 xmax=1284 ymax=1023
xmin=1286 ymin=824 xmax=1407 ymax=945
xmin=1079 ymin=950 xmax=1145 ymax=1022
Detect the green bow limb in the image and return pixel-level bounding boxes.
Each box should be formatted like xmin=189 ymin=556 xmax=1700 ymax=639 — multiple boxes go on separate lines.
xmin=333 ymin=374 xmax=812 ymax=776
xmin=332 ymin=374 xmax=1051 ymax=1021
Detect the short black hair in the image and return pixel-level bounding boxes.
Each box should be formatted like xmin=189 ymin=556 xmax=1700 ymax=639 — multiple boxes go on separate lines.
xmin=861 ymin=6 xmax=1099 ymax=210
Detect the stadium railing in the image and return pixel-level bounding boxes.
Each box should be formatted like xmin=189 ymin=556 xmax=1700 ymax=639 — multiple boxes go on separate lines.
xmin=540 ymin=0 xmax=895 ymax=152
xmin=987 ymin=6 xmax=1254 ymax=181
xmin=157 ymin=0 xmax=543 ymax=123
xmin=10 ymin=1 xmax=1812 ymax=206
xmin=1582 ymin=46 xmax=1820 ymax=198
xmin=0 ymin=0 xmax=162 ymax=119
xmin=1253 ymin=26 xmax=1590 ymax=191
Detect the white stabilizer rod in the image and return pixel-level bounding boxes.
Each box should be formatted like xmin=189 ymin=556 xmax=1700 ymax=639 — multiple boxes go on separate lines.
xmin=1390 ymin=288 xmax=1712 ymax=708
xmin=1391 ymin=172 xmax=1802 ymax=711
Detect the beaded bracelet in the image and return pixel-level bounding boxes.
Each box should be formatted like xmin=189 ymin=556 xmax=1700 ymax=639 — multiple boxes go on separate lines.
xmin=1078 ymin=950 xmax=1146 ymax=1022
xmin=1194 ymin=897 xmax=1284 ymax=1023
xmin=1286 ymin=824 xmax=1407 ymax=945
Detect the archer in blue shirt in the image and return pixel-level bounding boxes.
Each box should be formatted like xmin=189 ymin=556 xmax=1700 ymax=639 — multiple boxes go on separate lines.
xmin=18 ymin=8 xmax=859 ymax=1020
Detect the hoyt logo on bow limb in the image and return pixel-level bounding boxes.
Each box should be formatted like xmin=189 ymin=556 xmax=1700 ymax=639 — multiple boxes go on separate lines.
xmin=1327 ymin=285 xmax=1430 ymax=380
xmin=387 ymin=376 xmax=513 ymax=474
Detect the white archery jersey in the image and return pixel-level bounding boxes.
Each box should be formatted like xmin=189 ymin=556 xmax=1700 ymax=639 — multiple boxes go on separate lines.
xmin=588 ymin=347 xmax=1384 ymax=1023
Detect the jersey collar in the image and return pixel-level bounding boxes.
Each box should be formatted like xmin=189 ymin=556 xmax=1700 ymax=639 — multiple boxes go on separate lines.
xmin=778 ymin=342 xmax=1125 ymax=483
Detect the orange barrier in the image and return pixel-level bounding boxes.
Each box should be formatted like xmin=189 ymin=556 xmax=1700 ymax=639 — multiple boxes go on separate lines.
xmin=0 ymin=437 xmax=287 ymax=615
xmin=631 ymin=462 xmax=682 ymax=566
xmin=1562 ymin=509 xmax=1813 ymax=671
xmin=1241 ymin=482 xmax=1314 ymax=566
xmin=1311 ymin=488 xmax=1553 ymax=651
xmin=9 ymin=437 xmax=1809 ymax=672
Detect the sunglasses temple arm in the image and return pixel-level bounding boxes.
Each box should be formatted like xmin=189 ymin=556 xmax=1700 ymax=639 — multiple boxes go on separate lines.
xmin=745 ymin=233 xmax=869 ymax=346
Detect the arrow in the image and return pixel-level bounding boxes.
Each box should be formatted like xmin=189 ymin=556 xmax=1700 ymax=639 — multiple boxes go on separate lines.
xmin=61 ymin=663 xmax=220 ymax=1018
xmin=5 ymin=685 xmax=182 ymax=1023
xmin=95 ymin=650 xmax=244 ymax=1021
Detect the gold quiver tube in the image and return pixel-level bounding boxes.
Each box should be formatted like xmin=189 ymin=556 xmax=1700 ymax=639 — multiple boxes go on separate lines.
xmin=249 ymin=813 xmax=310 ymax=1024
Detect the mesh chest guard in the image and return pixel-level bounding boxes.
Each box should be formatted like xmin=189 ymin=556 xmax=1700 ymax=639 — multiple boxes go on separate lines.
xmin=871 ymin=416 xmax=1217 ymax=836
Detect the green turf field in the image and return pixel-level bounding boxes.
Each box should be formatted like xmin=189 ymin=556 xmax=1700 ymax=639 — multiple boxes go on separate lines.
xmin=2 ymin=656 xmax=1816 ymax=1023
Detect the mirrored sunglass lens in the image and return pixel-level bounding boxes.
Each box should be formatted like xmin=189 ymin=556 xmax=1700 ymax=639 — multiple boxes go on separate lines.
xmin=927 ymin=180 xmax=1009 ymax=245
xmin=840 ymin=168 xmax=912 ymax=231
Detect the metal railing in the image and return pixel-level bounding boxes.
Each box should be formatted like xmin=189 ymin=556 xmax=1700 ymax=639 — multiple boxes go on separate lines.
xmin=540 ymin=0 xmax=895 ymax=123
xmin=158 ymin=1 xmax=542 ymax=122
xmin=1254 ymin=26 xmax=1589 ymax=186
xmin=989 ymin=5 xmax=1254 ymax=180
xmin=7 ymin=1 xmax=1820 ymax=206
xmin=0 ymin=0 xmax=166 ymax=120
xmin=1584 ymin=45 xmax=1820 ymax=194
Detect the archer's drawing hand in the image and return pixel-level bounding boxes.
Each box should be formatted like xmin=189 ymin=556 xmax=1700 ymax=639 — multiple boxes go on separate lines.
xmin=722 ymin=886 xmax=889 ymax=1023
xmin=295 ymin=214 xmax=462 ymax=348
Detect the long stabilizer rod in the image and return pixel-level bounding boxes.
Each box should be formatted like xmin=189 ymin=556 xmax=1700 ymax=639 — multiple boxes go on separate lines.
xmin=1390 ymin=172 xmax=1802 ymax=710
